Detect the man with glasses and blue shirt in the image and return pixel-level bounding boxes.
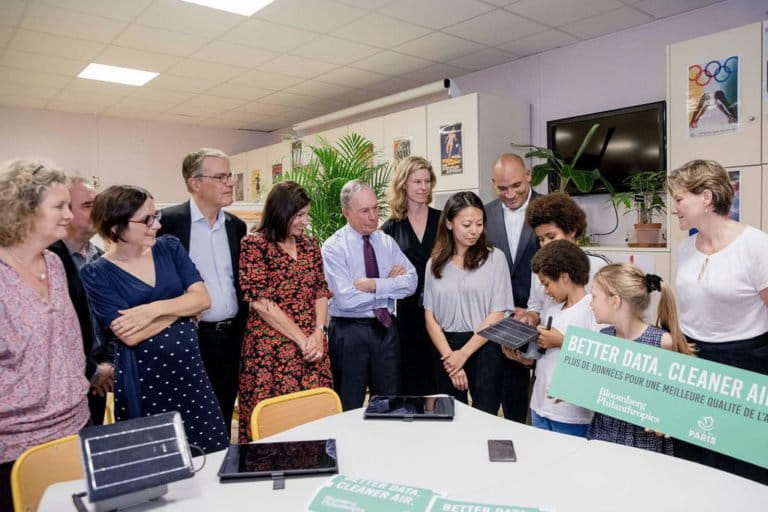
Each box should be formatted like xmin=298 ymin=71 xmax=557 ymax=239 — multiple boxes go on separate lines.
xmin=159 ymin=148 xmax=247 ymax=428
xmin=322 ymin=180 xmax=417 ymax=410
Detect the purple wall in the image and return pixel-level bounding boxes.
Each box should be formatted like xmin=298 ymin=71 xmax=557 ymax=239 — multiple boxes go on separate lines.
xmin=454 ymin=0 xmax=766 ymax=244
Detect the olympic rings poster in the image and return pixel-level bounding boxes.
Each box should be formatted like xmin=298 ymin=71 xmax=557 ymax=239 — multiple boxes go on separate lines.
xmin=687 ymin=55 xmax=739 ymax=138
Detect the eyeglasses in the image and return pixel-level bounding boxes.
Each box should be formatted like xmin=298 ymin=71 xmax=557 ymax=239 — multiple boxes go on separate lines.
xmin=194 ymin=173 xmax=234 ymax=184
xmin=128 ymin=211 xmax=162 ymax=227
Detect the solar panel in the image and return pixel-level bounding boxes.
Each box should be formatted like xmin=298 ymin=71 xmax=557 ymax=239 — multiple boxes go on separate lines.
xmin=79 ymin=412 xmax=194 ymax=508
xmin=479 ymin=316 xmax=539 ymax=350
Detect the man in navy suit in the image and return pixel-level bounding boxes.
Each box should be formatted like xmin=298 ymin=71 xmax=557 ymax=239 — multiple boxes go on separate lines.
xmin=485 ymin=153 xmax=541 ymax=424
xmin=158 ymin=149 xmax=247 ymax=429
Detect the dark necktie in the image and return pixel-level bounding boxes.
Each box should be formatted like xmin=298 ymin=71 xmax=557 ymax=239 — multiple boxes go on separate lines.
xmin=362 ymin=234 xmax=392 ymax=328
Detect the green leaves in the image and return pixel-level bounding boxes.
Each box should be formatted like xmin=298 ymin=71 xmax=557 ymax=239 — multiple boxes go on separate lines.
xmin=511 ymin=123 xmax=605 ymax=195
xmin=276 ymin=133 xmax=391 ymax=244
xmin=610 ymin=170 xmax=666 ymax=224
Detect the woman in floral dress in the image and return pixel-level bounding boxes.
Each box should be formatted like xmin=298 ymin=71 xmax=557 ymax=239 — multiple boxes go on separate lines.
xmin=237 ymin=181 xmax=332 ymax=442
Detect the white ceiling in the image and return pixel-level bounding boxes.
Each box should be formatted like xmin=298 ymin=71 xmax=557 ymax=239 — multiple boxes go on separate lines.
xmin=0 ymin=0 xmax=722 ymax=132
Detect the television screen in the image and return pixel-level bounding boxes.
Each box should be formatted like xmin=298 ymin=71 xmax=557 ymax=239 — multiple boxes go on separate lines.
xmin=547 ymin=101 xmax=666 ymax=195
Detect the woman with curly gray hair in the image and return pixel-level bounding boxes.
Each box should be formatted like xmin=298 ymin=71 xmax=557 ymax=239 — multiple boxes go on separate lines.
xmin=0 ymin=160 xmax=90 ymax=511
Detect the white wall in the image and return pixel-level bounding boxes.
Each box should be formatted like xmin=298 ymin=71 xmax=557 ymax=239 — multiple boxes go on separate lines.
xmin=0 ymin=106 xmax=271 ymax=203
xmin=453 ymin=0 xmax=766 ymax=244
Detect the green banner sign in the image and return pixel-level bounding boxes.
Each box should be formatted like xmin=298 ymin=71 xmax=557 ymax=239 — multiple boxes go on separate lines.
xmin=550 ymin=326 xmax=768 ymax=468
xmin=308 ymin=475 xmax=439 ymax=512
xmin=429 ymin=497 xmax=549 ymax=512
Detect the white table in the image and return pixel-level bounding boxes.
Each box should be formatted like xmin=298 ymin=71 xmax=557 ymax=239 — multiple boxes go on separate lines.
xmin=40 ymin=402 xmax=767 ymax=511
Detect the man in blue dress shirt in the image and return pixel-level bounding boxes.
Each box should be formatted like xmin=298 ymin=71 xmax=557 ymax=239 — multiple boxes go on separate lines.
xmin=322 ymin=180 xmax=417 ymax=410
xmin=158 ymin=149 xmax=247 ymax=428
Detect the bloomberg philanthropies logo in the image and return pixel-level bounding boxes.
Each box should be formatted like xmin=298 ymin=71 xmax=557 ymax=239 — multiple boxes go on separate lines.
xmin=689 ymin=416 xmax=717 ymax=445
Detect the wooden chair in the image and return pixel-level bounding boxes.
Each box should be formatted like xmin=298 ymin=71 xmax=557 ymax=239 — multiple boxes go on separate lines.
xmin=11 ymin=435 xmax=83 ymax=512
xmin=103 ymin=392 xmax=115 ymax=425
xmin=250 ymin=387 xmax=342 ymax=440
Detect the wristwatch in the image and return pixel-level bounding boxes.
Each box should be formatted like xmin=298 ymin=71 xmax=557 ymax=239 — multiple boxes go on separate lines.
xmin=316 ymin=324 xmax=328 ymax=334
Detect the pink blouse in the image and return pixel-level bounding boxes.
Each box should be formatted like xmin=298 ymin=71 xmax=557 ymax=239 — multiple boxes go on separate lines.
xmin=0 ymin=250 xmax=90 ymax=463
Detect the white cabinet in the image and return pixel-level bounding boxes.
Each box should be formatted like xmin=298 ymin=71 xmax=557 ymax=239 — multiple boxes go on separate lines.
xmin=668 ymin=22 xmax=763 ymax=168
xmin=426 ymin=93 xmax=530 ymax=203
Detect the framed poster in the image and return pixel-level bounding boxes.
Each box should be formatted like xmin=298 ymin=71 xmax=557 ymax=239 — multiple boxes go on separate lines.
xmin=727 ymin=169 xmax=740 ymax=222
xmin=249 ymin=168 xmax=264 ymax=202
xmin=233 ymin=172 xmax=244 ymax=202
xmin=393 ymin=136 xmax=412 ymax=166
xmin=439 ymin=122 xmax=462 ymax=175
xmin=688 ymin=55 xmax=739 ymax=137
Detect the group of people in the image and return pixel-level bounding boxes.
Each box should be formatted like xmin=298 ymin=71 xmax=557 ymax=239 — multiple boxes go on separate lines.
xmin=1 ymin=148 xmax=766 ymax=510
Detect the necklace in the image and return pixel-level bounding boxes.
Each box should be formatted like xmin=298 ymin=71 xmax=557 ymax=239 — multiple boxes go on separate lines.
xmin=6 ymin=248 xmax=46 ymax=281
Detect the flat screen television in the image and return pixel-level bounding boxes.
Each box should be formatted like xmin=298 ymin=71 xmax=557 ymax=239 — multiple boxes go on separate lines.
xmin=546 ymin=101 xmax=666 ymax=195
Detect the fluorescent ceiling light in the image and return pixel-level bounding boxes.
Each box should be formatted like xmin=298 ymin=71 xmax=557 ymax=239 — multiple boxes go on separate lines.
xmin=78 ymin=63 xmax=158 ymax=86
xmin=180 ymin=0 xmax=275 ymax=16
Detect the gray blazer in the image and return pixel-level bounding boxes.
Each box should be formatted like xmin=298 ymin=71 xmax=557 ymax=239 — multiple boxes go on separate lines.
xmin=485 ymin=190 xmax=541 ymax=309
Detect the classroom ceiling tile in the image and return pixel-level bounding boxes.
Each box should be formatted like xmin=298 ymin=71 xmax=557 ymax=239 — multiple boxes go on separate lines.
xmin=331 ymin=14 xmax=431 ymax=48
xmin=258 ymin=55 xmax=339 ymax=79
xmin=446 ymin=48 xmax=518 ymax=72
xmin=352 ymin=51 xmax=432 ymax=76
xmin=444 ymin=10 xmax=548 ymax=46
xmin=230 ymin=70 xmax=305 ymax=90
xmin=291 ymin=36 xmax=379 ymax=66
xmin=394 ymin=33 xmax=484 ymax=62
xmin=506 ymin=0 xmax=625 ymax=27
xmin=34 ymin=0 xmax=153 ymax=21
xmin=313 ymin=66 xmax=389 ymax=88
xmin=20 ymin=4 xmax=127 ymax=43
xmin=382 ymin=0 xmax=495 ymax=30
xmin=255 ymin=0 xmax=368 ymax=32
xmin=499 ymin=29 xmax=579 ymax=56
xmin=560 ymin=7 xmax=653 ymax=39
xmin=114 ymin=24 xmax=210 ymax=57
xmin=10 ymin=29 xmax=105 ymax=61
xmin=0 ymin=49 xmax=87 ymax=76
xmin=221 ymin=18 xmax=318 ymax=53
xmin=192 ymin=41 xmax=279 ymax=68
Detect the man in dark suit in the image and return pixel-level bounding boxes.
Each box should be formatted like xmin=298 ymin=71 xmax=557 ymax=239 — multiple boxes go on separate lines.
xmin=158 ymin=148 xmax=248 ymax=429
xmin=485 ymin=153 xmax=541 ymax=423
xmin=49 ymin=177 xmax=113 ymax=425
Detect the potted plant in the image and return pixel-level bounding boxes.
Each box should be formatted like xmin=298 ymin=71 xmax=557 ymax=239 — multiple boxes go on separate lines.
xmin=276 ymin=132 xmax=391 ymax=244
xmin=511 ymin=123 xmax=613 ymax=195
xmin=610 ymin=170 xmax=667 ymax=246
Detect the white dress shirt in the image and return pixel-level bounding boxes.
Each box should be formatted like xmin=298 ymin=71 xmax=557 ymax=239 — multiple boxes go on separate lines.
xmin=502 ymin=189 xmax=532 ymax=263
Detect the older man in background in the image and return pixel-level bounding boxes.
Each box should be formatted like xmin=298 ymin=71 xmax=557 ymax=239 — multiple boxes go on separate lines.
xmin=322 ymin=180 xmax=417 ymax=410
xmin=49 ymin=176 xmax=113 ymax=425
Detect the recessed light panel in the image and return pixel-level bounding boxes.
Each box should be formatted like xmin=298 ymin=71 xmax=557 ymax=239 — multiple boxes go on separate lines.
xmin=180 ymin=0 xmax=275 ymax=16
xmin=78 ymin=63 xmax=159 ymax=86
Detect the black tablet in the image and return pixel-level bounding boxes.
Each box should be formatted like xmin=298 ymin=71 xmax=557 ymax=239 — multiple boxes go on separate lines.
xmin=364 ymin=396 xmax=455 ymax=420
xmin=217 ymin=439 xmax=338 ymax=481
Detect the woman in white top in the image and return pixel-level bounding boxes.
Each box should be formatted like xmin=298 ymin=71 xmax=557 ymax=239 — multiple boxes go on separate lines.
xmin=668 ymin=159 xmax=768 ymax=484
xmin=423 ymin=191 xmax=514 ymax=415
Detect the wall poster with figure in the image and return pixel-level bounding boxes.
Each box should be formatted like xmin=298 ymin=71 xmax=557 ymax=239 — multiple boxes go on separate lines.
xmin=440 ymin=122 xmax=462 ymax=175
xmin=249 ymin=168 xmax=263 ymax=202
xmin=393 ymin=136 xmax=412 ymax=166
xmin=687 ymin=55 xmax=739 ymax=137
xmin=233 ymin=172 xmax=244 ymax=202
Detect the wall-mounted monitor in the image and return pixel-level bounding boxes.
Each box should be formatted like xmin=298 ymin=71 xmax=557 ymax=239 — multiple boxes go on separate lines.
xmin=546 ymin=101 xmax=666 ymax=195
